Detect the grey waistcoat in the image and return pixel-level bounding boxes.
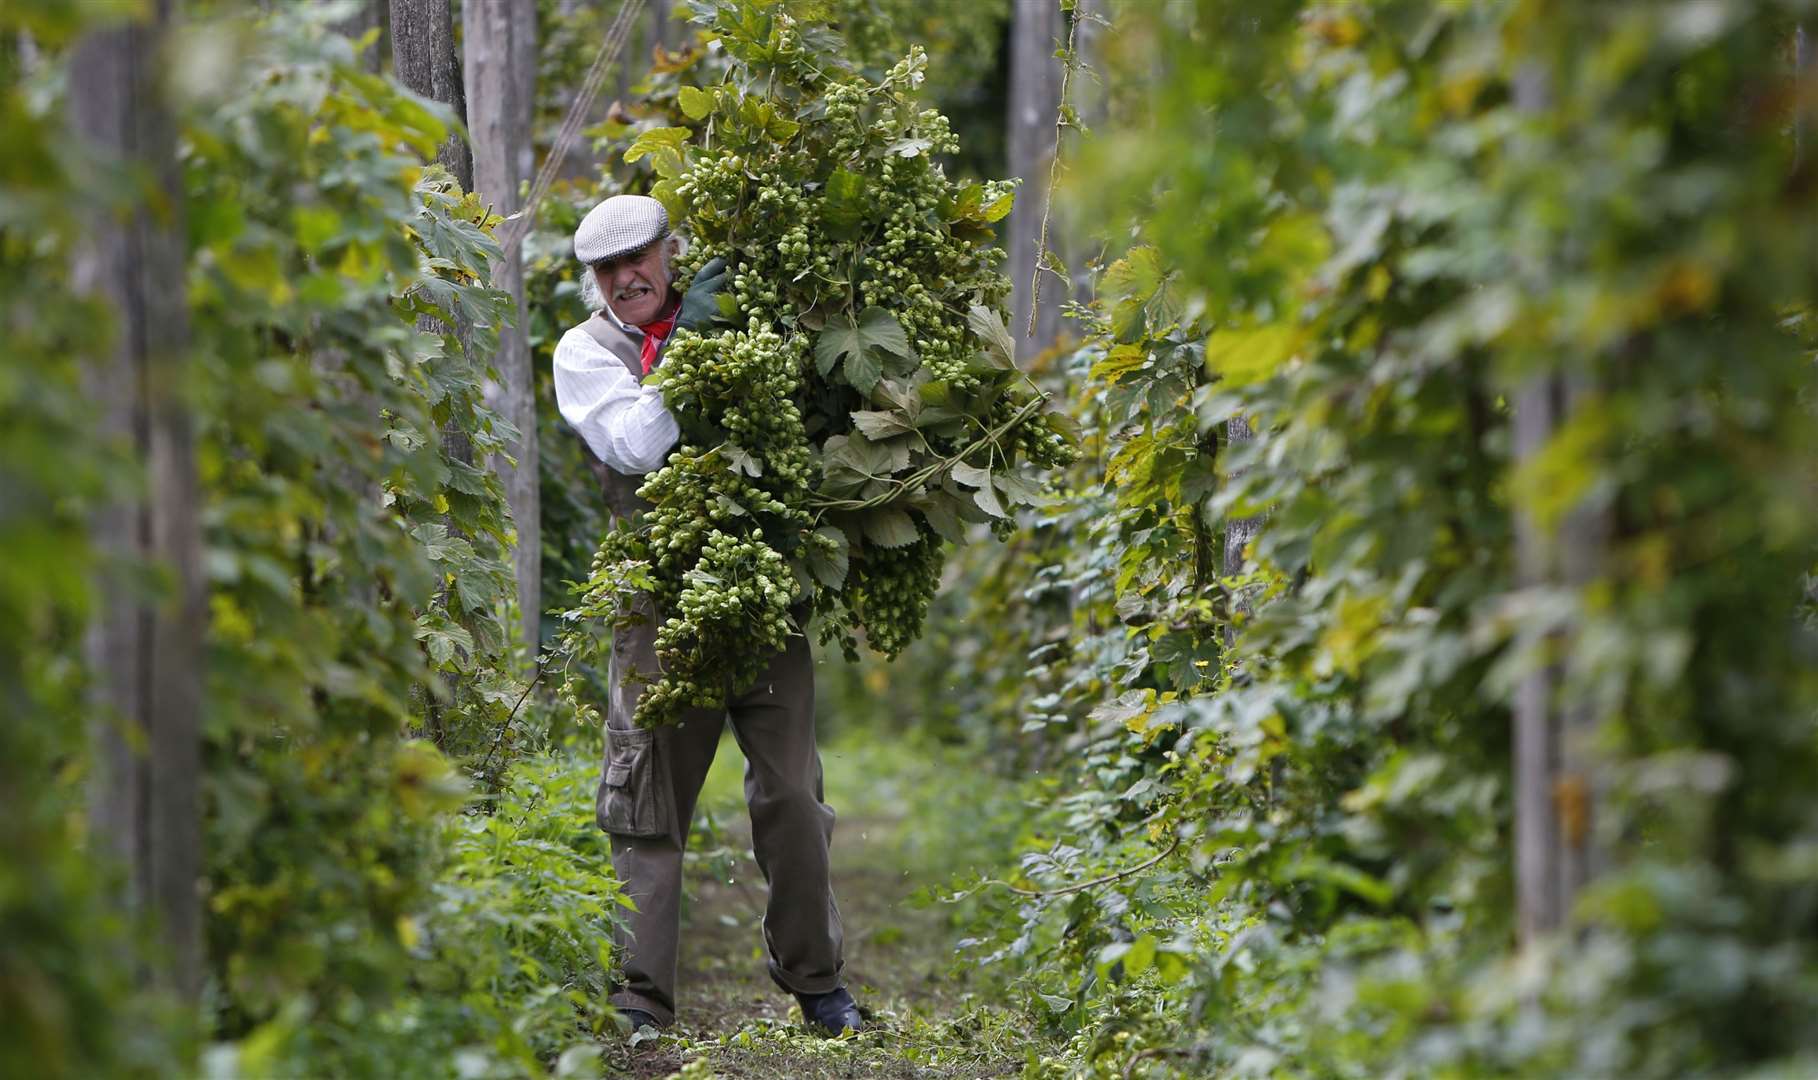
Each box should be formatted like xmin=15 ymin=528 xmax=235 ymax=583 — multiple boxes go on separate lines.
xmin=576 ymin=312 xmax=663 ymax=524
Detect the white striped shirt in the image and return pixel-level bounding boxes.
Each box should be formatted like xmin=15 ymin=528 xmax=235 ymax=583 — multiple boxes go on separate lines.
xmin=551 ymin=323 xmax=679 ymax=475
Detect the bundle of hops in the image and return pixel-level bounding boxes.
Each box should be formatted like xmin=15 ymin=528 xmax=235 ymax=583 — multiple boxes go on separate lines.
xmin=575 ymin=2 xmax=1077 ymax=727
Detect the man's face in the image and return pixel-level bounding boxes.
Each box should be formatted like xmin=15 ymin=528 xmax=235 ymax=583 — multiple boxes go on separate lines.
xmin=594 ymin=238 xmax=672 ymax=325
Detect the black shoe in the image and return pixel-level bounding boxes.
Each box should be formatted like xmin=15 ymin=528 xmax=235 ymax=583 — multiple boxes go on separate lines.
xmin=616 ymin=1006 xmax=664 ymax=1036
xmin=795 ymin=987 xmax=863 ymax=1036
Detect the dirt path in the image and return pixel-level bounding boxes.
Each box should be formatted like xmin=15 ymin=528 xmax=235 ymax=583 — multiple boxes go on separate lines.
xmin=608 ymin=734 xmax=1035 ymax=1079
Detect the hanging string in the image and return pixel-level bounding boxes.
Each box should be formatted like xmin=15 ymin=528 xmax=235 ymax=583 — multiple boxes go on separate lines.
xmin=492 ymin=0 xmax=647 ymax=283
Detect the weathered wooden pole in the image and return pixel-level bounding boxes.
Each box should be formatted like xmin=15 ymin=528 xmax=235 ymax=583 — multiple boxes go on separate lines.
xmin=390 ymin=0 xmax=472 ymax=191
xmin=69 ymin=0 xmax=205 ymax=1001
xmin=1510 ymin=63 xmax=1605 ymax=947
xmin=331 ymin=0 xmax=388 ymax=75
xmin=1511 ymin=375 xmax=1565 ymax=941
xmin=466 ymin=0 xmax=542 ymax=653
xmin=1006 ymin=0 xmax=1063 ymax=360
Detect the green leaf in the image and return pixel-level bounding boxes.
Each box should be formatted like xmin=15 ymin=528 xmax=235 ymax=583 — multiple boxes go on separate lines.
xmin=821 ymin=433 xmax=904 ymax=495
xmin=813 ymin=308 xmax=914 ymax=396
xmin=722 ymin=444 xmax=762 ymax=477
xmin=676 ymin=86 xmax=713 ymax=120
xmin=995 ymin=470 xmax=1047 ymax=507
xmin=636 ymin=178 xmax=677 ymax=224
xmin=1123 ymin=935 xmax=1157 ymax=976
xmin=873 ymin=378 xmax=923 ymax=420
xmin=1102 ymin=245 xmax=1165 ymax=308
xmin=822 ymin=168 xmax=867 ymax=234
xmin=972 ymin=483 xmax=1007 ymax=519
xmin=967 ymin=305 xmax=1015 ymax=368
xmin=861 ymin=507 xmax=919 ymax=548
xmin=417 ymin=624 xmax=474 ymax=666
xmin=857 ymin=307 xmax=915 ymax=359
xmin=914 ymin=492 xmax=967 ymax=543
xmin=1204 ymin=324 xmax=1303 ymax=386
xmin=1089 ymin=691 xmax=1154 ymax=729
xmin=624 ymin=126 xmax=691 ymax=171
xmin=944 ymin=182 xmax=1013 ymax=225
xmin=1284 ymin=856 xmax=1394 ymax=907
xmin=950 ymin=462 xmax=991 ymax=490
xmin=950 ymin=464 xmax=1007 ymax=518
xmin=804 ymin=526 xmax=849 ymax=589
xmin=851 ymin=410 xmax=916 ymax=441
xmin=1089 ymin=343 xmax=1150 ymax=385
xmin=844 ymin=348 xmax=882 ymax=395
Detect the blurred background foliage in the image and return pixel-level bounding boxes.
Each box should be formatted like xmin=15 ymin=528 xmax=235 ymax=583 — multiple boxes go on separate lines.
xmin=8 ymin=0 xmax=1818 ymax=1077
xmin=851 ymin=2 xmax=1818 ymax=1077
xmin=5 ymin=4 xmax=616 ymax=1076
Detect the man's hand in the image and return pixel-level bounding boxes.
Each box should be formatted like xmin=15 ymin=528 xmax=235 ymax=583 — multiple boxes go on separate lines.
xmin=677 ymin=257 xmax=728 ymax=332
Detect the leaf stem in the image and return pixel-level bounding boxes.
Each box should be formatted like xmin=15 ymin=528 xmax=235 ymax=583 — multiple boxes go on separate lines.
xmin=942 ymin=834 xmax=1182 ymax=901
xmin=808 ymin=393 xmax=1050 ymax=515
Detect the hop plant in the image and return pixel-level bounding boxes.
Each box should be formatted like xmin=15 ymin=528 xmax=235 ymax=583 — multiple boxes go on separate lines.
xmin=569 ymin=8 xmax=1076 ymax=726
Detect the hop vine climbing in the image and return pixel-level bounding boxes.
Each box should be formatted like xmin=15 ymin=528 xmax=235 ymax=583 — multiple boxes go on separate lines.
xmin=565 ymin=2 xmax=1077 ymax=727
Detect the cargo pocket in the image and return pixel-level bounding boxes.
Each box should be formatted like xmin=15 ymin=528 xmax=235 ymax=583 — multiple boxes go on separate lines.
xmin=596 ymin=727 xmax=672 ymax=839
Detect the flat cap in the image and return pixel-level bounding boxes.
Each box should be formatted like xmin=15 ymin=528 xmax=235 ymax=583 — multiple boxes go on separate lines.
xmin=574 ymin=194 xmax=669 ymax=264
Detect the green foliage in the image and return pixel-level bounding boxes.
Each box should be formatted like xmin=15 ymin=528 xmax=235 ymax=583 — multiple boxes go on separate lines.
xmin=208 ymin=751 xmax=627 ymax=1080
xmin=527 ymin=0 xmax=1012 ymax=671
xmin=173 ymin=13 xmax=536 ymax=1054
xmin=0 ymin=10 xmax=175 ymax=1077
xmin=7 ymin=3 xmax=566 ymax=1075
xmin=563 ymin=1 xmax=1077 ymax=727
xmin=868 ymin=3 xmax=1818 ymax=1078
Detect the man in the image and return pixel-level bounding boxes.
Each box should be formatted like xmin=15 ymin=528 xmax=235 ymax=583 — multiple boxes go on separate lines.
xmin=551 ymin=194 xmax=863 ymax=1039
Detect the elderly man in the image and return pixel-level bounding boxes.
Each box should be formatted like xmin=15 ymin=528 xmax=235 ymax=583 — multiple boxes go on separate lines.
xmin=551 ymin=194 xmax=863 ymax=1038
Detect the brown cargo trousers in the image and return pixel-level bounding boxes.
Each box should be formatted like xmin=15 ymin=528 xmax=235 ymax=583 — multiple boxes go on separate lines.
xmin=596 ymin=609 xmax=845 ymax=1026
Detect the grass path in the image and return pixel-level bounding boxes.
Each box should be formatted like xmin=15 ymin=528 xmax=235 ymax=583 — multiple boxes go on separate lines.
xmin=606 ymin=730 xmax=1044 ymax=1079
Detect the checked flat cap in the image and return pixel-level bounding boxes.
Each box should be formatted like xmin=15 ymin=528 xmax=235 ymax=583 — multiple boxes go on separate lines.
xmin=574 ymin=194 xmax=669 ymax=264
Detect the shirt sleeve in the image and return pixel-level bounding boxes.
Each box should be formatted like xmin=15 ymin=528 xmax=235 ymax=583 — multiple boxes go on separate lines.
xmin=551 ymin=326 xmax=680 ymax=475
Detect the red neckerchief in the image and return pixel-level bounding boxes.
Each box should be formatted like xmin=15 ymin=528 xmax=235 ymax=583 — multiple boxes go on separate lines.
xmin=636 ymin=298 xmax=681 ymax=375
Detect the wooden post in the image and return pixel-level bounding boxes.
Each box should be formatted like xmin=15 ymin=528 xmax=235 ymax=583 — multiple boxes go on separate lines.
xmin=1512 ymin=374 xmax=1565 ymax=941
xmin=1006 ymin=0 xmax=1063 ymax=361
xmin=466 ymin=0 xmax=542 ymax=653
xmin=394 ymin=0 xmax=476 ymax=741
xmin=69 ymin=0 xmax=205 ymax=1001
xmin=1222 ymin=414 xmax=1263 ymax=651
xmin=392 ymin=0 xmax=474 ymax=477
xmin=1510 ymin=61 xmax=1605 ymax=946
xmin=650 ymin=0 xmax=679 ymax=50
xmin=332 ymin=0 xmax=387 ymax=75
xmin=1067 ymin=0 xmax=1105 ymax=308
xmin=1222 ymin=412 xmax=1274 ymax=802
xmin=390 ymin=0 xmax=472 ymax=191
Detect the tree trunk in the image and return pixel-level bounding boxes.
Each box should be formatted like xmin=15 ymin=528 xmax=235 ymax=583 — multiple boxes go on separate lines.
xmin=465 ymin=0 xmax=542 ymax=654
xmin=390 ymin=0 xmax=472 ymax=191
xmin=69 ymin=0 xmax=205 ymax=1003
xmin=1005 ymin=0 xmax=1063 ymax=362
xmin=332 ymin=0 xmax=388 ymax=75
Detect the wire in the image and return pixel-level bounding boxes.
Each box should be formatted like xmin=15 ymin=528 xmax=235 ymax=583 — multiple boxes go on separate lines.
xmin=492 ymin=0 xmax=647 ymax=282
